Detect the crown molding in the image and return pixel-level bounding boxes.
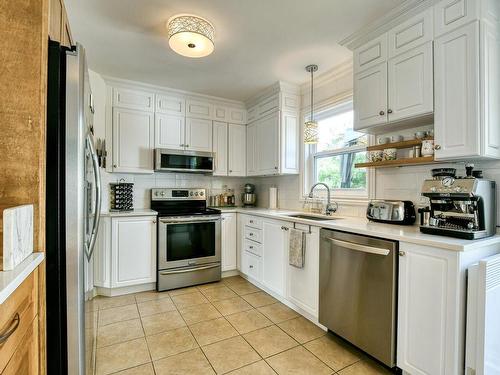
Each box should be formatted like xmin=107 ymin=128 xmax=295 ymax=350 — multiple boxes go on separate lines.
xmin=300 ymin=59 xmax=353 ymax=95
xmin=244 ymin=80 xmax=300 ymax=108
xmin=339 ymin=0 xmax=437 ymax=50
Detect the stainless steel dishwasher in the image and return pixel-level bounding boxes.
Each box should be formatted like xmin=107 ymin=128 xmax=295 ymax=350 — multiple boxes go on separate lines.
xmin=319 ymin=229 xmax=397 ymax=368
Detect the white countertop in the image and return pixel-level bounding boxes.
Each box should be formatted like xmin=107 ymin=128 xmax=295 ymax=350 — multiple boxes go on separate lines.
xmin=0 ymin=252 xmax=44 ymax=304
xmin=221 ymin=207 xmax=500 ymax=252
xmin=101 ymin=209 xmax=158 ymax=217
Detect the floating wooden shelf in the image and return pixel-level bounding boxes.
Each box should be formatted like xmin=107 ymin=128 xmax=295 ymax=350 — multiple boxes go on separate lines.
xmin=355 ymin=156 xmax=435 ymax=168
xmin=367 ymin=138 xmax=433 ymax=151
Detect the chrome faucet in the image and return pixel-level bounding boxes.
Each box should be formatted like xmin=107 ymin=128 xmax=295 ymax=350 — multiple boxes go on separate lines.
xmin=308 ymin=182 xmax=337 ymax=216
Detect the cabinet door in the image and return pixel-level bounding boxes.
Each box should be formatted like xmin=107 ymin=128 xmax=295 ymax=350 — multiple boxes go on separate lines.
xmin=186 ymin=99 xmax=213 ymax=120
xmin=112 ymin=108 xmax=154 ymax=173
xmin=228 ymin=108 xmax=247 ymax=125
xmin=388 ymin=8 xmax=433 ymax=58
xmin=212 ymin=121 xmax=228 ymax=176
xmin=214 ymin=105 xmax=229 ymax=122
xmin=155 ymin=114 xmax=185 ymax=150
xmin=185 ymin=118 xmax=213 ymax=152
xmin=256 ymin=114 xmax=279 ymax=175
xmin=93 ymin=218 xmax=111 ymax=288
xmin=2 ymin=318 xmax=38 ymax=375
xmin=280 ymin=111 xmax=299 ymax=174
xmin=354 ymin=34 xmax=388 ymax=72
xmin=156 ymin=94 xmax=185 ymax=116
xmin=262 ymin=219 xmax=288 ymax=296
xmin=286 ymin=226 xmax=319 ymax=318
xmin=221 ymin=213 xmax=237 ymax=271
xmin=388 ymin=42 xmax=434 ymax=122
xmin=246 ymin=123 xmax=258 ymax=176
xmin=113 ymin=88 xmax=154 ymax=112
xmin=434 ymin=22 xmax=480 ymax=159
xmin=111 ymin=216 xmax=157 ymax=287
xmin=228 ymin=124 xmax=246 ymax=176
xmin=434 ymin=0 xmax=480 ymax=37
xmin=397 ymin=243 xmax=459 ymax=375
xmin=353 ymin=62 xmax=388 ymax=131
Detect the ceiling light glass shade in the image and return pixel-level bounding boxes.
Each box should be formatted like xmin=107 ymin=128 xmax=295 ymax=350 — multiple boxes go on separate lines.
xmin=167 ymin=15 xmax=215 ymax=58
xmin=304 ymin=120 xmax=319 ymax=144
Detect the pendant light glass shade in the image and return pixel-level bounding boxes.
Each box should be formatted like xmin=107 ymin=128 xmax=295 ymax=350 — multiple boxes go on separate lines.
xmin=167 ymin=14 xmax=215 ymax=58
xmin=304 ymin=64 xmax=319 ymax=144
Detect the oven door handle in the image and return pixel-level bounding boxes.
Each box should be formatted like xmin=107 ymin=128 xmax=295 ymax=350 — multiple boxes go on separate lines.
xmin=160 ymin=216 xmax=221 ymax=224
xmin=328 ymin=238 xmax=390 ymax=256
xmin=159 ymin=264 xmax=220 ymax=275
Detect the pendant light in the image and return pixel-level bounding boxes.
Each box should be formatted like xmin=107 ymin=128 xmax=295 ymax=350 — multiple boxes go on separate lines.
xmin=304 ymin=64 xmax=319 ymax=144
xmin=167 ymin=14 xmax=215 ymax=58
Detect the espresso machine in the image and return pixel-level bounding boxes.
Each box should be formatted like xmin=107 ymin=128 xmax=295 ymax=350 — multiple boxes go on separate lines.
xmin=242 ymin=183 xmax=256 ymax=207
xmin=420 ymin=177 xmax=496 ymax=239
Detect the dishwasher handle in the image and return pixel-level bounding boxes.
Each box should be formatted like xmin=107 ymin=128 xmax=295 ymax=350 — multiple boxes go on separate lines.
xmin=328 ymin=238 xmax=390 ymax=256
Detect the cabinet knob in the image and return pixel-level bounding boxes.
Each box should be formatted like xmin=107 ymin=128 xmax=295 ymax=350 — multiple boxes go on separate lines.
xmin=249 ymin=233 xmax=253 ymax=236
xmin=113 ymin=164 xmax=117 ymax=168
xmin=153 ymin=220 xmax=157 ymax=224
xmin=379 ymin=111 xmax=385 ymax=116
xmin=387 ymin=109 xmax=393 ymax=114
xmin=249 ymin=265 xmax=254 ymax=269
xmin=229 ymin=170 xmax=233 ymax=173
xmin=274 ymin=166 xmax=278 ymax=170
xmin=249 ymin=246 xmax=253 ymax=249
xmin=399 ymin=251 xmax=406 ymax=257
xmin=434 ymin=144 xmax=441 ymax=150
xmin=249 ymin=220 xmax=254 ymax=223
xmin=185 ymin=144 xmax=189 ymax=148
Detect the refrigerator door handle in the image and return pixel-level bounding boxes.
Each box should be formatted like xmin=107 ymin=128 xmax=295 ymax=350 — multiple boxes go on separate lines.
xmin=85 ymin=133 xmax=102 ymax=261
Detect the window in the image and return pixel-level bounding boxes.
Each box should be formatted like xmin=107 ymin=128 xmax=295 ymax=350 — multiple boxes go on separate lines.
xmin=306 ymin=101 xmax=369 ymax=197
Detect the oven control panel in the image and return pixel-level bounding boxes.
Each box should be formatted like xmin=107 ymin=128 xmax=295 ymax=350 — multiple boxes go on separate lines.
xmin=152 ymin=188 xmax=206 ymax=201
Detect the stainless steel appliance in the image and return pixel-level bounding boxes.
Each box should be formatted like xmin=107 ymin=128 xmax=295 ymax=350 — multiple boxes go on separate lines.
xmin=420 ymin=177 xmax=496 ymax=239
xmin=242 ymin=183 xmax=257 ymax=206
xmin=46 ymin=41 xmax=101 ymax=374
xmin=154 ymin=148 xmax=214 ymax=173
xmin=151 ymin=188 xmax=221 ymax=291
xmin=366 ymin=200 xmax=416 ymax=225
xmin=319 ymin=229 xmax=397 ymax=368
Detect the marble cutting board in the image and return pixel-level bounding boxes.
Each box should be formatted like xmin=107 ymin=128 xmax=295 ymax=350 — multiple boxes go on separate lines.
xmin=2 ymin=204 xmax=33 ymax=271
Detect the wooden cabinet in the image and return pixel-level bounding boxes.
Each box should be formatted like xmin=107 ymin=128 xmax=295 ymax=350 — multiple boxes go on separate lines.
xmin=49 ymin=0 xmax=72 ymax=47
xmin=212 ymin=121 xmax=228 ymax=176
xmin=221 ymin=213 xmax=237 ymax=271
xmin=261 ymin=219 xmax=289 ymax=296
xmin=354 ymin=63 xmax=388 ymax=130
xmin=112 ymin=108 xmax=154 ymax=173
xmin=2 ymin=318 xmax=39 ymax=375
xmin=155 ymin=114 xmax=185 ymax=150
xmin=185 ymin=118 xmax=213 ymax=152
xmin=228 ymin=124 xmax=246 ymax=176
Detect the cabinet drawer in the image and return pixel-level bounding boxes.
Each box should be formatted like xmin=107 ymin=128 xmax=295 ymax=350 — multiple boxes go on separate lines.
xmin=434 ymin=0 xmax=479 ymax=37
xmin=388 ymin=8 xmax=433 ymax=58
xmin=242 ymin=216 xmax=262 ymax=229
xmin=244 ymin=226 xmax=262 ymax=243
xmin=113 ymin=87 xmax=155 ymax=112
xmin=354 ymin=34 xmax=388 ymax=72
xmin=242 ymin=251 xmax=262 ymax=281
xmin=258 ymin=94 xmax=279 ymax=117
xmin=0 ymin=270 xmax=38 ymax=372
xmin=243 ymin=239 xmax=262 ymax=257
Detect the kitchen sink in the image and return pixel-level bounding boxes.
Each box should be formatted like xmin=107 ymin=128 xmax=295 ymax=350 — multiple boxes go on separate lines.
xmin=285 ymin=214 xmax=339 ymax=221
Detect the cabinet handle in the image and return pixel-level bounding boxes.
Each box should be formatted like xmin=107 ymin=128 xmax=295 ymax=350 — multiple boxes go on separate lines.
xmin=249 ymin=246 xmax=253 ymax=249
xmin=249 ymin=265 xmax=254 ymax=269
xmin=399 ymin=251 xmax=406 ymax=257
xmin=113 ymin=164 xmax=117 ymax=168
xmin=229 ymin=170 xmax=233 ymax=173
xmin=249 ymin=220 xmax=254 ymax=223
xmin=434 ymin=145 xmax=442 ymax=150
xmin=249 ymin=233 xmax=253 ymax=236
xmin=387 ymin=109 xmax=393 ymax=114
xmin=274 ymin=166 xmax=278 ymax=170
xmin=379 ymin=111 xmax=385 ymax=116
xmin=185 ymin=144 xmax=190 ymax=148
xmin=281 ymin=226 xmax=289 ymax=231
xmin=0 ymin=313 xmax=20 ymax=344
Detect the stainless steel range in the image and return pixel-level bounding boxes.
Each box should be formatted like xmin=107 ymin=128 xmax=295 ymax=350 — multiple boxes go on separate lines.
xmin=151 ymin=188 xmax=221 ymax=291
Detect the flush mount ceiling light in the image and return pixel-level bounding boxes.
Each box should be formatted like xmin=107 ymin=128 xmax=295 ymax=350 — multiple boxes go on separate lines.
xmin=304 ymin=64 xmax=319 ymax=144
xmin=167 ymin=14 xmax=215 ymax=58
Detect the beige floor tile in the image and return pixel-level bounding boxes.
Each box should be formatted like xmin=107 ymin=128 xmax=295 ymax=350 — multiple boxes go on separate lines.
xmin=242 ymin=291 xmax=277 ymax=308
xmin=257 ymin=303 xmax=299 ymax=324
xmin=137 ymin=298 xmax=176 ymax=317
xmin=202 ymin=336 xmax=260 ymax=374
xmin=112 ymin=363 xmax=155 ymax=375
xmin=278 ymin=316 xmax=326 ymax=344
xmin=146 ymin=326 xmax=198 ymax=361
xmin=228 ymin=281 xmax=260 ymax=295
xmin=222 ymin=275 xmax=247 ymax=285
xmin=243 ymin=325 xmax=298 ymax=358
xmin=179 ymin=302 xmax=222 ymax=325
xmin=190 ymin=317 xmax=239 ymax=346
xmin=212 ymin=296 xmax=254 ymax=316
xmin=97 ymin=318 xmax=144 ymax=348
xmin=338 ymin=359 xmax=391 ymax=374
xmin=197 ymin=280 xmax=226 ymax=291
xmin=95 ymin=337 xmax=150 ymax=375
xmin=225 ymin=309 xmax=273 ymax=334
xmin=171 ymin=291 xmax=209 ymax=308
xmin=134 ymin=290 xmax=171 ymax=304
xmin=266 ymin=346 xmax=333 ymax=375
xmin=228 ymin=360 xmax=277 ymax=374
xmin=97 ymin=294 xmax=137 ymax=310
xmin=304 ymin=334 xmax=361 ymax=371
xmin=168 ymin=286 xmax=200 ymax=296
xmin=200 ymin=285 xmax=238 ymax=302
xmin=154 ymin=348 xmax=215 ymax=375
xmin=98 ymin=304 xmax=139 ymax=326
xmin=141 ymin=310 xmax=186 ymax=336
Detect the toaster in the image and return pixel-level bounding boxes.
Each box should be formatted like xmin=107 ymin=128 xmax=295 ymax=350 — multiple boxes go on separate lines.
xmin=366 ymin=200 xmax=416 ymax=225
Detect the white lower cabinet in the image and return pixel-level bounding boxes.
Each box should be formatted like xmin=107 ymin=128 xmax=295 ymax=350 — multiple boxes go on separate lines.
xmin=261 ymin=219 xmax=289 ymax=296
xmin=93 ymin=215 xmax=157 ymax=292
xmin=241 ymin=251 xmax=262 ymax=282
xmin=221 ymin=213 xmax=237 ymax=271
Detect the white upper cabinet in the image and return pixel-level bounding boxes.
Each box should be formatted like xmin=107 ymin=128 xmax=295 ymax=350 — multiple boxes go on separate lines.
xmin=155 ymin=113 xmax=185 ymax=150
xmin=388 ymin=42 xmax=434 ymax=122
xmin=256 ymin=113 xmax=280 ymax=175
xmin=213 ymin=105 xmax=247 ymax=125
xmin=280 ymin=111 xmax=300 ymax=174
xmin=214 ymin=105 xmax=228 ymax=122
xmin=354 ymin=34 xmax=388 ymax=72
xmin=388 ymin=8 xmax=434 ymax=58
xmin=185 ymin=117 xmax=213 ymax=152
xmin=228 ymin=124 xmax=246 ymax=176
xmin=186 ymin=99 xmax=213 ymax=120
xmin=113 ymin=87 xmax=155 ymax=112
xmin=112 ymin=108 xmax=154 ymax=173
xmin=246 ymin=123 xmax=258 ymax=176
xmin=434 ymin=0 xmax=480 ymax=37
xmin=212 ymin=121 xmax=228 ymax=176
xmin=156 ymin=94 xmax=185 ymax=116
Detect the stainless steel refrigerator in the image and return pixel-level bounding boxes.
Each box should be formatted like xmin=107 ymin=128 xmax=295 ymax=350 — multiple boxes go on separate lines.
xmin=46 ymin=40 xmax=102 ymax=375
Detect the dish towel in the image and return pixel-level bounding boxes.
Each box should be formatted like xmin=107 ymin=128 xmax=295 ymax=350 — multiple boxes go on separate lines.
xmin=289 ymin=228 xmax=306 ymax=268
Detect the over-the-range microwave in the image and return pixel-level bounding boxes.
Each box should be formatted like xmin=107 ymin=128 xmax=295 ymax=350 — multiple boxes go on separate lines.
xmin=154 ymin=148 xmax=214 ymax=174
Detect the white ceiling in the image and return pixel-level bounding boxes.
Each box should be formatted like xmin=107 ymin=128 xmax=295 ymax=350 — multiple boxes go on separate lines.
xmin=66 ymin=0 xmax=402 ymax=101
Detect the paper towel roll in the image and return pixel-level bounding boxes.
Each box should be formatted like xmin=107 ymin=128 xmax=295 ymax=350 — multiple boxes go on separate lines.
xmin=269 ymin=187 xmax=278 ymax=209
